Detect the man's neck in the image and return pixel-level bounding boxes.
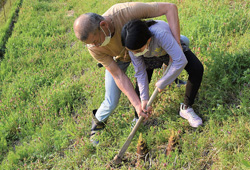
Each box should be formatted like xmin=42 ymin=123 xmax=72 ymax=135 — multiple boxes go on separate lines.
xmin=103 ymin=16 xmax=115 ymax=37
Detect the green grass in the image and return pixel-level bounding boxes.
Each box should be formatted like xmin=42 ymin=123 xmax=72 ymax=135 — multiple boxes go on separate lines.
xmin=0 ymin=0 xmax=249 ymax=169
xmin=0 ymin=0 xmax=16 ymax=28
xmin=0 ymin=0 xmax=21 ymax=56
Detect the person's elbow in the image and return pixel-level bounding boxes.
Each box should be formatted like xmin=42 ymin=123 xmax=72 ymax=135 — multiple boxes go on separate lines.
xmin=168 ymin=3 xmax=177 ymax=10
xmin=158 ymin=2 xmax=177 ymax=15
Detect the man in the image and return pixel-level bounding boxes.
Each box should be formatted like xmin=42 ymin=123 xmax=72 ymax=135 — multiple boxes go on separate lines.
xmin=73 ymin=2 xmax=183 ymax=145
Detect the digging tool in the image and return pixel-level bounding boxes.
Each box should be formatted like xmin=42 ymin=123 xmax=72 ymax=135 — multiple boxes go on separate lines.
xmin=113 ymin=61 xmax=173 ymax=164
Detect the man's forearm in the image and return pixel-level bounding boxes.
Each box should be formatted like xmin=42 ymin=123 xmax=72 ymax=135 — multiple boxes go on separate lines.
xmin=158 ymin=3 xmax=181 ymax=45
xmin=111 ymin=71 xmax=149 ymax=119
xmin=113 ymin=72 xmax=141 ymax=111
xmin=105 ymin=60 xmax=151 ymax=118
xmin=105 ymin=60 xmax=141 ymax=111
xmin=166 ymin=5 xmax=180 ymax=45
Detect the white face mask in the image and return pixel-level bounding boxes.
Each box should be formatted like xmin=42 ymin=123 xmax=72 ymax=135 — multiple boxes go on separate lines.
xmin=100 ymin=26 xmax=111 ymax=46
xmin=133 ymin=46 xmax=149 ymax=57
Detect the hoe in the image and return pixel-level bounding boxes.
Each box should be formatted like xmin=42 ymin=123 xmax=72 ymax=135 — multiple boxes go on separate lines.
xmin=113 ymin=61 xmax=173 ymax=164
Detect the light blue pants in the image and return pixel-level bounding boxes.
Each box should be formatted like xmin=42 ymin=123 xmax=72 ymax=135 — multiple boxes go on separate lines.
xmin=95 ymin=60 xmax=130 ymax=121
xmin=95 ymin=35 xmax=189 ymax=122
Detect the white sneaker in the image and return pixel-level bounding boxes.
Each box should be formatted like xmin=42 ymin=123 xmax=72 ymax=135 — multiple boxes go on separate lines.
xmin=179 ymin=103 xmax=202 ymax=127
xmin=131 ymin=117 xmax=139 ymax=129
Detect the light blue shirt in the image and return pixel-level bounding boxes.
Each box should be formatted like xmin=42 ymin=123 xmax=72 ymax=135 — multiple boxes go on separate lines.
xmin=129 ymin=20 xmax=188 ymax=100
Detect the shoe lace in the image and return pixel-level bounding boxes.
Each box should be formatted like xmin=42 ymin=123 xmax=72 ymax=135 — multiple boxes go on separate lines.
xmin=187 ymin=108 xmax=198 ymax=119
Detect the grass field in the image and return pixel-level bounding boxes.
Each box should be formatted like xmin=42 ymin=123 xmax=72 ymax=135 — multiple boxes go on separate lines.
xmin=0 ymin=0 xmax=249 ymax=169
xmin=0 ymin=0 xmax=20 ymax=57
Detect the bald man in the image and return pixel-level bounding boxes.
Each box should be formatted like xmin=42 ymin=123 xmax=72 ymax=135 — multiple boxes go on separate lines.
xmin=74 ymin=2 xmax=181 ymax=145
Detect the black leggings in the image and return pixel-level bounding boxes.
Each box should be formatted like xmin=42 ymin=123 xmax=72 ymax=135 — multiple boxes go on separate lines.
xmin=134 ymin=50 xmax=204 ymax=118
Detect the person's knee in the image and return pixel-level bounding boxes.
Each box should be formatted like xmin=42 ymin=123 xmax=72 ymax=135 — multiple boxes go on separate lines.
xmin=194 ymin=63 xmax=204 ymax=78
xmin=188 ymin=62 xmax=204 ymax=80
xmin=198 ymin=62 xmax=204 ymax=75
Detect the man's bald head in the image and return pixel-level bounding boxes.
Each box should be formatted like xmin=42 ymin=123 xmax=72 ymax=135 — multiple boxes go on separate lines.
xmin=73 ymin=13 xmax=104 ymax=41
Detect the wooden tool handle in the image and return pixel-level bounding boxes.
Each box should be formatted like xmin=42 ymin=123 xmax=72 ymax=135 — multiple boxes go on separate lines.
xmin=113 ymin=61 xmax=172 ymax=164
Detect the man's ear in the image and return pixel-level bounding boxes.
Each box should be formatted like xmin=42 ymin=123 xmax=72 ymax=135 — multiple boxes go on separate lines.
xmin=100 ymin=20 xmax=107 ymax=27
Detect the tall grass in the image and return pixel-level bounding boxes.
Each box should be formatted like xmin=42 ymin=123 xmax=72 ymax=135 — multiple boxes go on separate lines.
xmin=0 ymin=0 xmax=249 ymax=169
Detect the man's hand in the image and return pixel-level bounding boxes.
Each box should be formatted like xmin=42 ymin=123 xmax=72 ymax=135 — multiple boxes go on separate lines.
xmin=135 ymin=105 xmax=148 ymax=120
xmin=141 ymin=100 xmax=152 ymax=116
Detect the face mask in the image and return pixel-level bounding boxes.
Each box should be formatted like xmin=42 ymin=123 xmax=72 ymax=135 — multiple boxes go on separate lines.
xmin=100 ymin=26 xmax=111 ymax=46
xmin=133 ymin=46 xmax=149 ymax=57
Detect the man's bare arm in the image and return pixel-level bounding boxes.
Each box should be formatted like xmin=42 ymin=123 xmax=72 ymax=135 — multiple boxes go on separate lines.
xmin=156 ymin=3 xmax=181 ymax=46
xmin=105 ymin=60 xmax=148 ymax=119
